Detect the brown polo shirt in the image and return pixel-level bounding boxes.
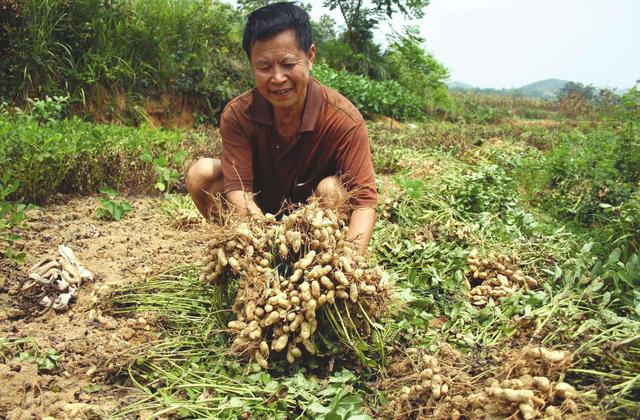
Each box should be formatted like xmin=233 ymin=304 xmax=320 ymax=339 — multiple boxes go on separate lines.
xmin=220 ymin=78 xmax=377 ymax=215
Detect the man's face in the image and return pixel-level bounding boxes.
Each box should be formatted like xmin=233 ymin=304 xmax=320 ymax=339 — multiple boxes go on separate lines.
xmin=250 ymin=29 xmax=315 ymax=113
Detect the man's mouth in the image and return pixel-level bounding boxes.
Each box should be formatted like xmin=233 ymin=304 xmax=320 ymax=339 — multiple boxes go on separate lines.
xmin=272 ymin=88 xmax=293 ymax=95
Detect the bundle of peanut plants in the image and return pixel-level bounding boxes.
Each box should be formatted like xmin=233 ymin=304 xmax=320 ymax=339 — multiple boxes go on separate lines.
xmin=199 ymin=198 xmax=395 ymax=369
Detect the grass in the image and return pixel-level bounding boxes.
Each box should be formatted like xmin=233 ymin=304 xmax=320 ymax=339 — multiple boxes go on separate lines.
xmin=447 ymin=92 xmax=563 ymax=123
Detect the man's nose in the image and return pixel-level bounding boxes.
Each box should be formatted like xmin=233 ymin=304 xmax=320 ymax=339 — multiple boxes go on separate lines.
xmin=272 ymin=66 xmax=287 ymax=84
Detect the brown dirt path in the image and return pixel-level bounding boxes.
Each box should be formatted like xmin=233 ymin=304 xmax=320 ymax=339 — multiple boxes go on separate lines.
xmin=0 ymin=194 xmax=209 ymax=419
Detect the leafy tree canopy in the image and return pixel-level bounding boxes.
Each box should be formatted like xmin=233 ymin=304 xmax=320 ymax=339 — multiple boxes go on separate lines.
xmin=323 ymin=0 xmax=429 ymax=51
xmin=236 ymin=0 xmax=312 ymax=16
xmin=557 ymin=81 xmax=596 ymax=101
xmin=385 ymin=26 xmax=450 ymax=109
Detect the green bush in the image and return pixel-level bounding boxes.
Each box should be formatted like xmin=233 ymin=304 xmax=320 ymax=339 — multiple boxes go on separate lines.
xmin=522 ymin=126 xmax=638 ymax=228
xmin=313 ymin=64 xmax=423 ymax=121
xmin=519 ymin=87 xmax=640 ymax=261
xmin=0 ymin=114 xmax=194 ymax=203
xmin=0 ymin=0 xmax=452 ymax=123
xmin=0 ymin=176 xmax=32 ymax=263
xmin=453 ymin=164 xmax=516 ymax=214
xmin=0 ymin=0 xmax=251 ymax=116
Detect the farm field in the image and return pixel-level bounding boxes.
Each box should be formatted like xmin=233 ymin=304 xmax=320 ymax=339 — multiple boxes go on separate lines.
xmin=1 ymin=94 xmax=639 ymax=419
xmin=1 ymin=0 xmax=638 ymax=417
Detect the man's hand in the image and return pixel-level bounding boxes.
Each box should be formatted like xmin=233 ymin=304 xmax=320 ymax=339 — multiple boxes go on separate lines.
xmin=228 ymin=189 xmax=375 ymax=250
xmin=227 ymin=190 xmax=264 ymax=218
xmin=347 ymin=207 xmax=376 ymax=251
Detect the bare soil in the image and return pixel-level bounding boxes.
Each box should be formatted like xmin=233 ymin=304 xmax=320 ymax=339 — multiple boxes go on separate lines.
xmin=0 ymin=194 xmax=209 ymax=419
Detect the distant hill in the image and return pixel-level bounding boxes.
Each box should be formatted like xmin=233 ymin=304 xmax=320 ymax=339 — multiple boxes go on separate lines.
xmin=517 ymin=79 xmax=571 ymax=98
xmin=446 ymin=81 xmax=476 ymax=90
xmin=447 ymin=79 xmax=572 ymax=99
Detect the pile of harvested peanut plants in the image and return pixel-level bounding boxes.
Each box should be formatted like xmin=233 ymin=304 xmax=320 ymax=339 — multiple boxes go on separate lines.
xmin=383 ymin=344 xmax=586 ymax=419
xmin=199 ymin=200 xmax=394 ymax=368
xmin=466 ymin=249 xmax=539 ymax=307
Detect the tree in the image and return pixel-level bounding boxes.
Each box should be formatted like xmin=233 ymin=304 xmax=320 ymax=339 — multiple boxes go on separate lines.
xmin=236 ymin=1 xmax=312 ymax=16
xmin=311 ymin=14 xmax=338 ymax=51
xmin=384 ymin=26 xmax=450 ymax=110
xmin=557 ymin=81 xmax=595 ymax=101
xmin=323 ymin=0 xmax=429 ymax=52
xmin=556 ymin=82 xmax=596 ymax=117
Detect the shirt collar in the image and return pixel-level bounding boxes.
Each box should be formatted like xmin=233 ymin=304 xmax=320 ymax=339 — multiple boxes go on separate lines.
xmin=250 ymin=78 xmax=322 ymax=133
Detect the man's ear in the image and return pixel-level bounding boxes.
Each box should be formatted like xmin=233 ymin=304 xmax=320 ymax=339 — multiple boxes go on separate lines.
xmin=308 ymin=44 xmax=316 ymax=66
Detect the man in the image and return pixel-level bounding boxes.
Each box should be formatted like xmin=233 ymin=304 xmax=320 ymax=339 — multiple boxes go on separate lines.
xmin=186 ymin=2 xmax=377 ymax=249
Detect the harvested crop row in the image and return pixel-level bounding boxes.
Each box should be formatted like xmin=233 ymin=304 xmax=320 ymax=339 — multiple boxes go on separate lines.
xmin=199 ymin=200 xmax=394 ymax=368
xmin=381 ymin=344 xmax=594 ymax=419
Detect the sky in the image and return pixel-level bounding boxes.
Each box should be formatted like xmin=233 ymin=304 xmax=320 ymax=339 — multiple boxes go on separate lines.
xmin=307 ymin=0 xmax=640 ymax=89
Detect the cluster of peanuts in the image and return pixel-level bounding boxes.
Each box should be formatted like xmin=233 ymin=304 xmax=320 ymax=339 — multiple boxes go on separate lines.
xmin=380 ymin=195 xmax=399 ymax=220
xmin=466 ymin=249 xmax=539 ymax=307
xmin=478 ymin=375 xmax=579 ymax=419
xmin=172 ymin=209 xmax=206 ymax=229
xmin=199 ymin=201 xmax=393 ymax=368
xmin=460 ymin=347 xmax=578 ymax=419
xmin=386 ymin=346 xmax=580 ymax=419
xmin=388 ymin=350 xmax=452 ymax=418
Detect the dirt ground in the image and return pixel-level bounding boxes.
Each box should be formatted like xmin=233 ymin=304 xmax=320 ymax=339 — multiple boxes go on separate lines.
xmin=0 ymin=194 xmax=210 ymax=419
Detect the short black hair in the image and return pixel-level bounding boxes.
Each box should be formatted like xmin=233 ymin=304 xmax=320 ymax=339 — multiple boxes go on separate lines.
xmin=242 ymin=2 xmax=313 ymax=60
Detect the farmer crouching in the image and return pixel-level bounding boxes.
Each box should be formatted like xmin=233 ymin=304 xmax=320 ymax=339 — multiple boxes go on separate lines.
xmin=186 ymin=2 xmax=377 ymax=250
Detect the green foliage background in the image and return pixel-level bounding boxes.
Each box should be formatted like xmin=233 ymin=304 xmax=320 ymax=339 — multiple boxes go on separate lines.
xmin=0 ymin=0 xmax=251 ymax=115
xmin=0 ymin=0 xmax=452 ymax=122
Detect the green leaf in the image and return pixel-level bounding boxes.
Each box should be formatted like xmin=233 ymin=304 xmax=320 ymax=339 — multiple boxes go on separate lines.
xmin=99 ymin=186 xmax=116 ymax=198
xmin=226 ymin=396 xmax=247 ymax=409
xmin=580 ymin=242 xmax=593 ymax=253
xmin=329 ymin=369 xmax=356 ymax=384
xmin=173 ymin=150 xmax=187 ymax=165
xmin=347 ymin=415 xmax=373 ymax=420
xmin=553 ymin=265 xmax=563 ymax=280
xmin=607 ymin=248 xmax=622 ymax=266
xmin=308 ymin=401 xmax=330 ymax=415
xmin=81 ymin=384 xmax=103 ymax=393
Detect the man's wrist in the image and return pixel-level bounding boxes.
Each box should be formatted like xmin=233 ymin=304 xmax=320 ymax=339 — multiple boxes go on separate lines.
xmin=347 ymin=207 xmax=376 ymax=250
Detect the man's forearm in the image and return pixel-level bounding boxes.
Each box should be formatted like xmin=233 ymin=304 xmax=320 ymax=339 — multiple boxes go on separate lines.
xmin=347 ymin=207 xmax=376 ymax=250
xmin=226 ymin=190 xmax=263 ymax=218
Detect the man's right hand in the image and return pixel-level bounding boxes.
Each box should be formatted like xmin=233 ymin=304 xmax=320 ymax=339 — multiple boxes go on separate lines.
xmin=227 ymin=190 xmax=264 ymax=218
